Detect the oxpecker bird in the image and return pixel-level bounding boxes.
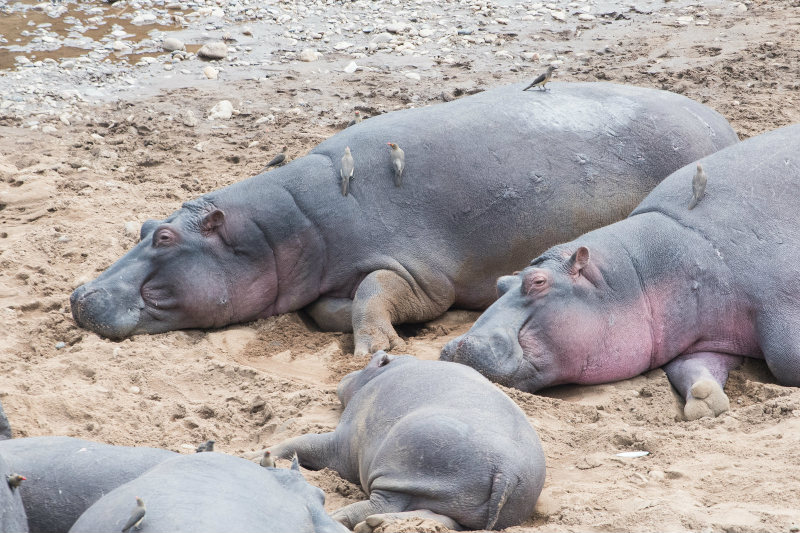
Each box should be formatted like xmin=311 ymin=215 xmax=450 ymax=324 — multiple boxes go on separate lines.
xmin=688 ymin=163 xmax=707 ymax=210
xmin=196 ymin=440 xmax=215 ymax=453
xmin=387 ymin=143 xmax=405 ymax=187
xmin=264 ymin=146 xmax=288 ymax=170
xmin=341 ymin=146 xmax=355 ymax=196
xmin=121 ymin=497 xmax=146 ymax=533
xmin=523 ymin=65 xmax=557 ymax=91
xmin=348 ymin=110 xmax=363 ymax=127
xmin=6 ymin=474 xmax=25 ymax=490
xmin=260 ymin=450 xmax=276 ymax=468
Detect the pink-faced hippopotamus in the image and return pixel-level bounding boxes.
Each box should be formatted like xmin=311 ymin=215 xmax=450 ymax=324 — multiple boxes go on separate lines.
xmin=69 ymin=452 xmax=348 ymax=533
xmin=267 ymin=352 xmax=545 ymax=531
xmin=70 ymin=82 xmax=738 ymax=355
xmin=442 ymin=124 xmax=800 ymax=420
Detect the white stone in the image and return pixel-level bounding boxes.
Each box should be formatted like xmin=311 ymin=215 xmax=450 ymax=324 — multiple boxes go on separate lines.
xmin=334 ymin=41 xmax=353 ymax=50
xmin=112 ymin=40 xmax=129 ymax=52
xmin=208 ymin=100 xmax=234 ymax=120
xmin=124 ymin=221 xmax=140 ymax=237
xmin=419 ymin=28 xmax=435 ymax=38
xmin=299 ymin=48 xmax=320 ymax=62
xmin=162 ymin=37 xmax=185 ymax=51
xmin=343 ymin=61 xmax=358 ymax=73
xmin=734 ymin=2 xmax=747 ymax=11
xmin=404 ymin=72 xmax=421 ymax=81
xmin=197 ymin=42 xmax=228 ymax=60
xmin=578 ymin=13 xmax=595 ymax=21
xmin=203 ymin=66 xmax=219 ymax=79
xmin=551 ymin=11 xmax=566 ymax=21
xmin=183 ymin=109 xmax=199 ymax=127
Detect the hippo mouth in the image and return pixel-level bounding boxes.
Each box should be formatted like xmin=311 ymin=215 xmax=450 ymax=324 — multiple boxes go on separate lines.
xmin=70 ymin=285 xmax=144 ymax=340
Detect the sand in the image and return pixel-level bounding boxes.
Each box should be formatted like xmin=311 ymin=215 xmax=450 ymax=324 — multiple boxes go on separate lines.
xmin=2 ymin=0 xmax=800 ymax=531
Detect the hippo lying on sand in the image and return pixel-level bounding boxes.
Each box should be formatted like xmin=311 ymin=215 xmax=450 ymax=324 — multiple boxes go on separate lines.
xmin=268 ymin=352 xmax=545 ymax=531
xmin=69 ymin=452 xmax=347 ymax=533
xmin=0 ymin=437 xmax=175 ymax=533
xmin=71 ymin=82 xmax=738 ymax=355
xmin=442 ymin=124 xmax=800 ymax=420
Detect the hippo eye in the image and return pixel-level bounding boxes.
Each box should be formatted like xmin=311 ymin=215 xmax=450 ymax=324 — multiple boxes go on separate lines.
xmin=153 ymin=227 xmax=178 ymax=248
xmin=521 ymin=269 xmax=552 ymax=296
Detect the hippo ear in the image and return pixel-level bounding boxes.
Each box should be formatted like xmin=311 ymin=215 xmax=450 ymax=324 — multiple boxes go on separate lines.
xmin=378 ymin=352 xmax=391 ymax=367
xmin=201 ymin=209 xmax=225 ymax=233
xmin=567 ymin=246 xmax=590 ymax=276
xmin=496 ymin=275 xmax=517 ymax=297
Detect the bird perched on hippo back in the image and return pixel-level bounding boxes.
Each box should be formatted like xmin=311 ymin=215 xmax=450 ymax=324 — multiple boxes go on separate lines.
xmin=387 ymin=142 xmax=404 ymax=186
xmin=195 ymin=440 xmax=214 ymax=453
xmin=120 ymin=497 xmax=145 ymax=533
xmin=523 ymin=65 xmax=557 ymax=91
xmin=340 ymin=146 xmax=354 ymax=196
xmin=689 ymin=163 xmax=707 ymax=209
xmin=70 ymin=82 xmax=739 ymax=357
xmin=442 ymin=124 xmax=800 ymax=422
xmin=265 ymin=352 xmax=545 ymax=532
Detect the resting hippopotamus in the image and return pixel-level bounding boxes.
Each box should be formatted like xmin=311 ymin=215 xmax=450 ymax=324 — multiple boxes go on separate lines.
xmin=267 ymin=352 xmax=545 ymax=531
xmin=0 ymin=437 xmax=175 ymax=533
xmin=442 ymin=124 xmax=800 ymax=420
xmin=70 ymin=82 xmax=737 ymax=355
xmin=69 ymin=452 xmax=347 ymax=533
xmin=0 ymin=452 xmax=28 ymax=533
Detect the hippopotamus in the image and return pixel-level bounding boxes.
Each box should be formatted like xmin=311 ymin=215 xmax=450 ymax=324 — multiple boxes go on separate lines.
xmin=0 ymin=437 xmax=175 ymax=533
xmin=0 ymin=452 xmax=28 ymax=533
xmin=69 ymin=452 xmax=348 ymax=533
xmin=267 ymin=351 xmax=545 ymax=531
xmin=70 ymin=82 xmax=738 ymax=355
xmin=441 ymin=124 xmax=800 ymax=420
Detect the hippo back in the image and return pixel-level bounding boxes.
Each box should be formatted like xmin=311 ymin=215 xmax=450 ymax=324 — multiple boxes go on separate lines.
xmin=69 ymin=453 xmax=347 ymax=533
xmin=0 ymin=437 xmax=175 ymax=533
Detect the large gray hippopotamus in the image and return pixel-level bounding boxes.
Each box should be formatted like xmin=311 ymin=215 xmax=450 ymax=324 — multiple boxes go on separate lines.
xmin=70 ymin=82 xmax=738 ymax=355
xmin=442 ymin=124 xmax=800 ymax=420
xmin=0 ymin=437 xmax=175 ymax=533
xmin=267 ymin=352 xmax=545 ymax=531
xmin=69 ymin=452 xmax=348 ymax=533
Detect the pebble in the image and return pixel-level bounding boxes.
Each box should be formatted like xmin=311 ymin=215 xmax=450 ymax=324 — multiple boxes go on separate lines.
xmin=734 ymin=2 xmax=748 ymax=12
xmin=112 ymin=41 xmax=129 ymax=52
xmin=42 ymin=125 xmax=57 ymax=134
xmin=129 ymin=386 xmax=141 ymax=394
xmin=123 ymin=221 xmax=140 ymax=237
xmin=162 ymin=37 xmax=185 ymax=52
xmin=183 ymin=109 xmax=199 ymax=127
xmin=299 ymin=48 xmax=320 ymax=62
xmin=404 ymin=72 xmax=421 ymax=81
xmin=198 ymin=42 xmax=228 ymax=60
xmin=55 ymin=341 xmax=66 ymax=350
xmin=419 ymin=28 xmax=435 ymax=38
xmin=203 ymin=66 xmax=219 ymax=79
xmin=343 ymin=61 xmax=358 ymax=74
xmin=334 ymin=41 xmax=354 ymax=50
xmin=551 ymin=11 xmax=566 ymax=21
xmin=386 ymin=23 xmax=407 ymax=34
xmin=208 ymin=100 xmax=234 ymax=120
xmin=578 ymin=13 xmax=595 ymax=21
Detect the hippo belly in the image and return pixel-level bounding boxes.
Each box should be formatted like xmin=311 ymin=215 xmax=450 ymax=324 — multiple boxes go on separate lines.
xmin=269 ymin=352 xmax=545 ymax=531
xmin=442 ymin=123 xmax=800 ymax=421
xmin=70 ymin=82 xmax=739 ymax=357
xmin=68 ymin=453 xmax=347 ymax=533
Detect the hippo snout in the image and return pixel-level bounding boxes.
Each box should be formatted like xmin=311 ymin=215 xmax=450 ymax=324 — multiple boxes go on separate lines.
xmin=70 ymin=284 xmax=141 ymax=340
xmin=441 ymin=330 xmax=524 ymax=386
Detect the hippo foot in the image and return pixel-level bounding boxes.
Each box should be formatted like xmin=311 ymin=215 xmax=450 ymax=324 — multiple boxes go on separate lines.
xmin=354 ymin=329 xmax=406 ymax=357
xmin=684 ymin=379 xmax=730 ymax=420
xmin=354 ymin=511 xmax=462 ymax=533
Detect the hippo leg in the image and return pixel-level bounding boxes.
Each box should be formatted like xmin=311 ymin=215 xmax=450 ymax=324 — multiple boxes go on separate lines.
xmin=305 ymin=298 xmax=354 ymax=332
xmin=354 ymin=511 xmax=464 ymax=533
xmin=757 ymin=313 xmax=800 ymax=387
xmin=663 ymin=352 xmax=743 ymax=420
xmin=332 ymin=490 xmax=411 ymax=530
xmin=352 ymin=270 xmax=454 ymax=356
xmin=268 ymin=433 xmax=338 ymax=471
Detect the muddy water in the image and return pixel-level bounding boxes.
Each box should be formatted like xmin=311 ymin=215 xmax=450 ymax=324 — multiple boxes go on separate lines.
xmin=0 ymin=0 xmax=182 ymax=69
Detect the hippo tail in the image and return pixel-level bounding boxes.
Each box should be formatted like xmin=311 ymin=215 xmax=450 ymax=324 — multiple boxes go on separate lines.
xmin=484 ymin=472 xmax=514 ymax=530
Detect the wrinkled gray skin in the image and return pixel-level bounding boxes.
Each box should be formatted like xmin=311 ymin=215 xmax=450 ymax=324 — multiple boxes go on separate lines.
xmin=69 ymin=452 xmax=347 ymax=533
xmin=0 ymin=452 xmax=28 ymax=533
xmin=0 ymin=402 xmax=10 ymax=441
xmin=442 ymin=124 xmax=800 ymax=421
xmin=0 ymin=437 xmax=175 ymax=533
xmin=70 ymin=82 xmax=738 ymax=356
xmin=269 ymin=352 xmax=545 ymax=531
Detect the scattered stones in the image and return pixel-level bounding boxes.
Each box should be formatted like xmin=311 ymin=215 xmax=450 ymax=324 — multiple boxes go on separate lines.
xmin=162 ymin=37 xmax=185 ymax=52
xmin=197 ymin=41 xmax=228 ymax=60
xmin=203 ymin=66 xmax=219 ymax=80
xmin=208 ymin=100 xmax=234 ymax=120
xmin=299 ymin=48 xmax=321 ymax=62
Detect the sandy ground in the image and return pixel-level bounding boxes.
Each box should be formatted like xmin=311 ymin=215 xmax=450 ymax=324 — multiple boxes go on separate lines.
xmin=2 ymin=0 xmax=800 ymax=531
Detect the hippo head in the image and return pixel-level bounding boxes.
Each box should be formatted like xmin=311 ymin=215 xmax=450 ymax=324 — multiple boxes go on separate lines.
xmin=441 ymin=244 xmax=651 ymax=392
xmin=70 ymin=200 xmax=277 ymax=340
xmin=337 ymin=351 xmax=411 ymax=406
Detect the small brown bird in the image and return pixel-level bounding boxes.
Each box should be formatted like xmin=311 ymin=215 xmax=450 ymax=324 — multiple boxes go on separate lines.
xmin=341 ymin=146 xmax=355 ymax=196
xmin=260 ymin=450 xmax=276 ymax=468
xmin=121 ymin=497 xmax=146 ymax=533
xmin=523 ymin=65 xmax=557 ymax=91
xmin=264 ymin=146 xmax=288 ymax=170
xmin=195 ymin=440 xmax=214 ymax=453
xmin=387 ymin=143 xmax=405 ymax=187
xmin=688 ymin=163 xmax=707 ymax=210
xmin=6 ymin=474 xmax=25 ymax=490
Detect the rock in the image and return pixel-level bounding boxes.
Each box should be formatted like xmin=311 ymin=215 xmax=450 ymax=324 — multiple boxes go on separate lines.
xmin=419 ymin=28 xmax=435 ymax=38
xmin=242 ymin=26 xmax=253 ymax=37
xmin=578 ymin=13 xmax=595 ymax=21
xmin=61 ymin=60 xmax=75 ymax=69
xmin=112 ymin=41 xmax=130 ymax=52
xmin=59 ymin=114 xmax=70 ymax=126
xmin=55 ymin=342 xmax=66 ymax=350
xmin=203 ymin=66 xmax=219 ymax=79
xmin=299 ymin=48 xmax=320 ymax=62
xmin=124 ymin=221 xmax=140 ymax=237
xmin=131 ymin=12 xmax=157 ymax=25
xmin=183 ymin=109 xmax=199 ymax=127
xmin=551 ymin=11 xmax=566 ymax=21
xmin=334 ymin=41 xmax=353 ymax=50
xmin=198 ymin=42 xmax=228 ymax=60
xmin=42 ymin=125 xmax=57 ymax=134
xmin=130 ymin=386 xmax=141 ymax=394
xmin=386 ymin=23 xmax=406 ymax=34
xmin=162 ymin=37 xmax=185 ymax=52
xmin=404 ymin=72 xmax=421 ymax=81
xmin=208 ymin=100 xmax=234 ymax=120
xmin=495 ymin=50 xmax=513 ymax=59
xmin=734 ymin=2 xmax=747 ymax=12
xmin=343 ymin=61 xmax=358 ymax=74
